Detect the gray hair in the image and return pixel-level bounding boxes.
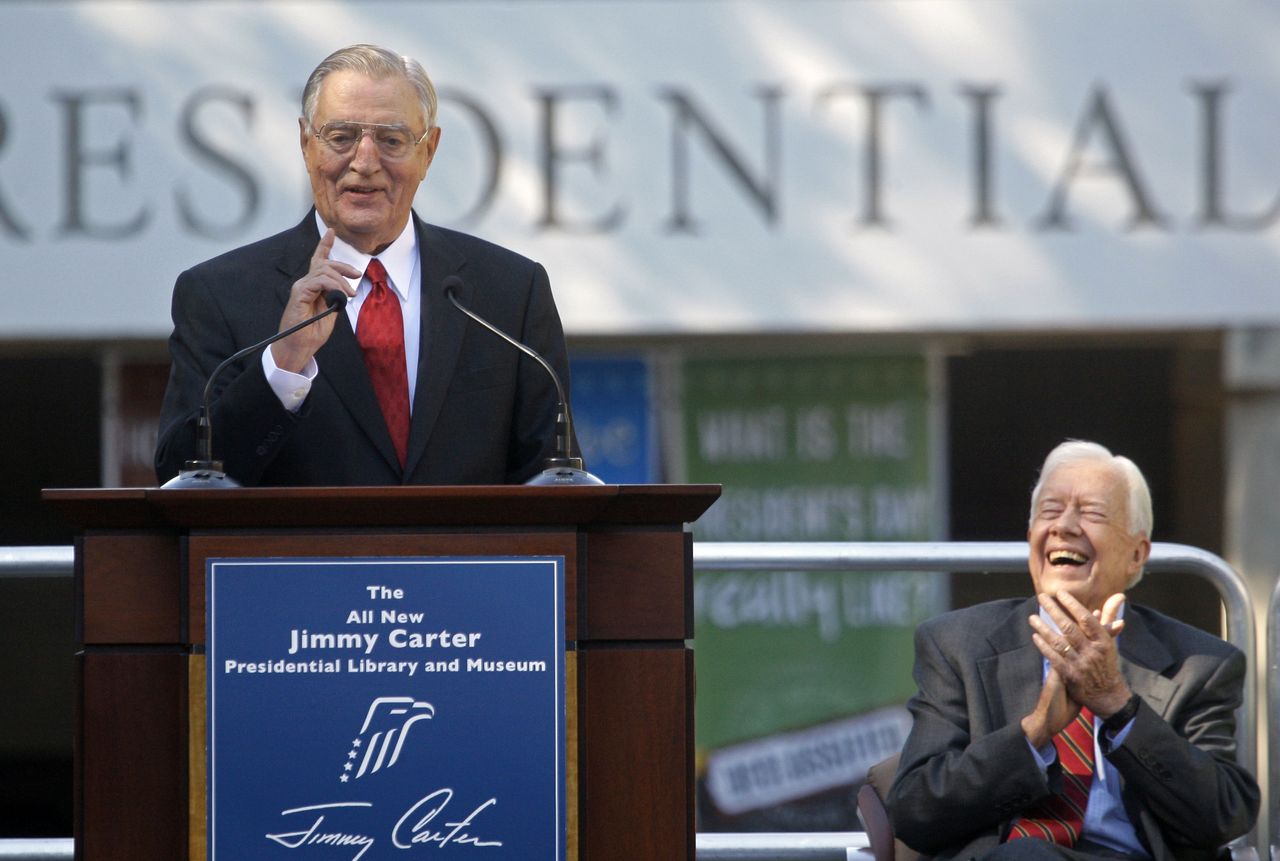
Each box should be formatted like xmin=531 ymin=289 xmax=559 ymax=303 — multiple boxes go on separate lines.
xmin=301 ymin=44 xmax=438 ymax=131
xmin=1029 ymin=439 xmax=1153 ymax=538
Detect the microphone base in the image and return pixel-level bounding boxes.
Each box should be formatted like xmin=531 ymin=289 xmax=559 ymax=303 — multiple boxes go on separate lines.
xmin=161 ymin=461 xmax=242 ymax=489
xmin=525 ymin=458 xmax=605 ymax=487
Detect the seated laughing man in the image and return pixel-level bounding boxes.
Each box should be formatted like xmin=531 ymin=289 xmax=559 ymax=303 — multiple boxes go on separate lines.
xmin=887 ymin=440 xmax=1258 ymax=861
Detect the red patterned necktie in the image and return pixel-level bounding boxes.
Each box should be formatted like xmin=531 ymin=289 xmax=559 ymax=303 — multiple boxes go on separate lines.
xmin=356 ymin=258 xmax=409 ymax=467
xmin=1008 ymin=707 xmax=1096 ymax=845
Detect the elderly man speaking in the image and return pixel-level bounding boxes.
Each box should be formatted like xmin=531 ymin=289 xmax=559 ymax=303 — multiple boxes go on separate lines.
xmin=888 ymin=440 xmax=1258 ymax=861
xmin=156 ymin=43 xmax=572 ymax=487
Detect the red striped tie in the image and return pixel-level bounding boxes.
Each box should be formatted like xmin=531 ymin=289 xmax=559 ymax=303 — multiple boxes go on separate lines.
xmin=1008 ymin=707 xmax=1095 ymax=845
xmin=357 ymin=258 xmax=409 ymax=467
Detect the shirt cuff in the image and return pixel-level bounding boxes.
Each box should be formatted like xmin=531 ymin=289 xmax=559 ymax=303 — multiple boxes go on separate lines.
xmin=261 ymin=347 xmax=317 ymax=412
xmin=1025 ymin=736 xmax=1056 ymax=773
xmin=1104 ymin=717 xmax=1136 ymax=750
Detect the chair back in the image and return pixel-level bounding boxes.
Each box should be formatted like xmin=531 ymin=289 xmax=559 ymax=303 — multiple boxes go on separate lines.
xmin=856 ymin=753 xmax=925 ymax=861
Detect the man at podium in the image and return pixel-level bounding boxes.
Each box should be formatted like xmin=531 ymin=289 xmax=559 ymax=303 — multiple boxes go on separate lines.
xmin=155 ymin=43 xmax=572 ymax=487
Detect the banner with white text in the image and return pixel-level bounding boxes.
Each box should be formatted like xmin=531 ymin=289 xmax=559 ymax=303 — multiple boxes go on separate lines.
xmin=680 ymin=354 xmax=946 ymax=829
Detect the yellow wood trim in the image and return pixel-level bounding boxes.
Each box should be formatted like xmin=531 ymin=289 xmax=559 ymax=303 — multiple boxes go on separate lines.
xmin=188 ymin=654 xmax=207 ymax=861
xmin=566 ymin=649 xmax=578 ymax=861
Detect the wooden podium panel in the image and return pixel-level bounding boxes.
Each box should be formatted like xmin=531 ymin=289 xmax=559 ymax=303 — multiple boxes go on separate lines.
xmin=579 ymin=647 xmax=694 ymax=860
xmin=79 ymin=533 xmax=181 ymax=644
xmin=78 ymin=652 xmax=188 ymax=861
xmin=48 ymin=484 xmax=718 ymax=861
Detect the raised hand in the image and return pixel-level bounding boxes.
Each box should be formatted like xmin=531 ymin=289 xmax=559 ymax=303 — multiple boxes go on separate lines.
xmin=1030 ymin=590 xmax=1132 ymax=719
xmin=270 ymin=229 xmax=361 ymax=372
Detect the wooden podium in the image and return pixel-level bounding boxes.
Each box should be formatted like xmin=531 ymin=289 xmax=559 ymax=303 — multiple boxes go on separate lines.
xmin=45 ymin=484 xmax=719 ymax=861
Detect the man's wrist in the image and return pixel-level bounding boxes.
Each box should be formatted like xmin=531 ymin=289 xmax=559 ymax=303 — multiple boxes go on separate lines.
xmin=1101 ymin=693 xmax=1140 ymax=733
xmin=1021 ymin=715 xmax=1051 ymax=749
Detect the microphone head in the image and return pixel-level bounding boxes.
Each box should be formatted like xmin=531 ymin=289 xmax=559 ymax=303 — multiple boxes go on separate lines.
xmin=442 ymin=275 xmax=464 ymax=298
xmin=326 ymin=291 xmax=349 ymax=311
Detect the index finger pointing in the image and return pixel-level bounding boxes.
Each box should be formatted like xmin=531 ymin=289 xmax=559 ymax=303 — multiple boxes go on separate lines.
xmin=313 ymin=228 xmax=336 ymax=263
xmin=309 ymin=229 xmax=362 ymax=282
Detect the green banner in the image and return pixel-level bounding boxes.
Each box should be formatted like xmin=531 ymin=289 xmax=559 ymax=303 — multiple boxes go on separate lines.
xmin=681 ymin=354 xmax=946 ymax=826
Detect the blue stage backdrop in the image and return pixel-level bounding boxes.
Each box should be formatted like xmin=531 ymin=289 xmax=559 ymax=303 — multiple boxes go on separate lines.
xmin=207 ymin=556 xmax=566 ymax=860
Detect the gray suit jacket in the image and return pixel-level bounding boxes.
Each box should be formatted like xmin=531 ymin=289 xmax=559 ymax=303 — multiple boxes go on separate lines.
xmin=886 ymin=597 xmax=1258 ymax=861
xmin=155 ymin=211 xmax=571 ymax=486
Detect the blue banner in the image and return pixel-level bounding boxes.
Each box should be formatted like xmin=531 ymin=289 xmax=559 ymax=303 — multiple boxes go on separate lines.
xmin=568 ymin=355 xmax=656 ymax=484
xmin=207 ymin=557 xmax=566 ymax=860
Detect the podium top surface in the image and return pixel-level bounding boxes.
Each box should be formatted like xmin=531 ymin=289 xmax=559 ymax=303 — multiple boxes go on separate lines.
xmin=42 ymin=484 xmax=721 ymax=530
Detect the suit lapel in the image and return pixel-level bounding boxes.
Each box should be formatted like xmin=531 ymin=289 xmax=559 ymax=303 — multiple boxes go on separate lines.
xmin=272 ymin=213 xmax=321 ymax=302
xmin=1113 ymin=608 xmax=1180 ymax=861
xmin=977 ymin=598 xmax=1044 ymax=731
xmin=1116 ymin=609 xmax=1180 ymax=718
xmin=403 ymin=218 xmax=468 ymax=477
xmin=282 ymin=211 xmax=403 ymax=474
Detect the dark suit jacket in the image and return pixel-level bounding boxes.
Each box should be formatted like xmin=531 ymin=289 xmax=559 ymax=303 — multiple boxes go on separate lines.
xmin=155 ymin=211 xmax=571 ymax=486
xmin=886 ymin=597 xmax=1258 ymax=861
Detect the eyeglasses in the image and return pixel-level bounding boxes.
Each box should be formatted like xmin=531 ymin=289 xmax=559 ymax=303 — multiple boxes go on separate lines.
xmin=310 ymin=121 xmax=430 ymax=161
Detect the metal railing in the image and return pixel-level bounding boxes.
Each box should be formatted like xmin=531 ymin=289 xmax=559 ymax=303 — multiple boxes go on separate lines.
xmin=0 ymin=546 xmax=72 ymax=578
xmin=0 ymin=840 xmax=71 ymax=860
xmin=1270 ymin=575 xmax=1280 ymax=860
xmin=695 ymin=832 xmax=868 ymax=860
xmin=0 ymin=542 xmax=1264 ymax=860
xmin=3 ymin=550 xmax=75 ymax=861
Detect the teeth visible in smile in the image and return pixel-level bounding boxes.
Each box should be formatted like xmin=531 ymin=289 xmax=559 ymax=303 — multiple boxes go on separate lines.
xmin=1048 ymin=550 xmax=1087 ymax=566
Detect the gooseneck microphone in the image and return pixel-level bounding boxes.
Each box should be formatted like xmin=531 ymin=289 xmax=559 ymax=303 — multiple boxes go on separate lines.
xmin=161 ymin=291 xmax=349 ymax=489
xmin=443 ymin=275 xmax=603 ymax=486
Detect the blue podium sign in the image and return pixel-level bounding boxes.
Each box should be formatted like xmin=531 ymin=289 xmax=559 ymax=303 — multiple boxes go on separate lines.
xmin=207 ymin=557 xmax=566 ymax=860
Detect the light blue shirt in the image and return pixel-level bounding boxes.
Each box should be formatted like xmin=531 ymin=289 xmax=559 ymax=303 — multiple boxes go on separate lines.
xmin=1027 ymin=606 xmax=1147 ymax=856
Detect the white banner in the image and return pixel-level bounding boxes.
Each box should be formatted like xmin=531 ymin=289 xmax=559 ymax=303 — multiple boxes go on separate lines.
xmin=705 ymin=706 xmax=912 ymax=814
xmin=3 ymin=0 xmax=1280 ymax=337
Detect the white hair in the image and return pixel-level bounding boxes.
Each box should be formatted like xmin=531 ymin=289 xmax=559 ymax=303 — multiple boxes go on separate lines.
xmin=1029 ymin=440 xmax=1153 ymax=538
xmin=301 ymin=43 xmax=437 ymax=131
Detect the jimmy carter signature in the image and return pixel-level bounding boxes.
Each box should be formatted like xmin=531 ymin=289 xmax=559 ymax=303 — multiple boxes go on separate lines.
xmin=265 ymin=789 xmax=502 ymax=860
